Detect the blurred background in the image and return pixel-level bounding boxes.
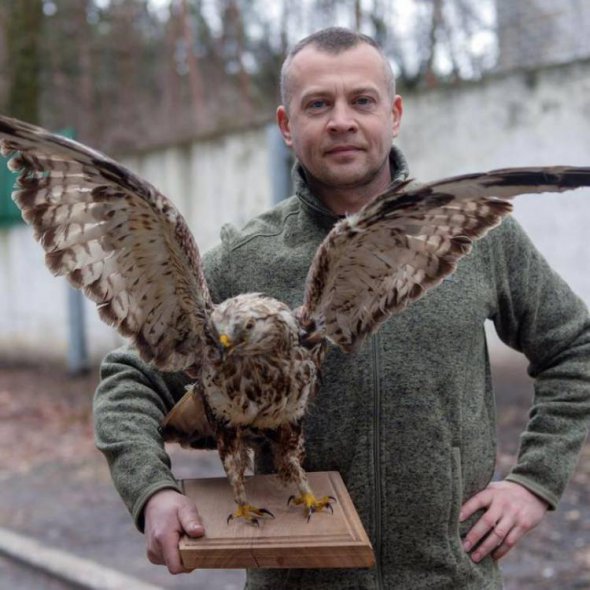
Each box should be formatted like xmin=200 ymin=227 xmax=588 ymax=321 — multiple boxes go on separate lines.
xmin=0 ymin=1 xmax=589 ymax=588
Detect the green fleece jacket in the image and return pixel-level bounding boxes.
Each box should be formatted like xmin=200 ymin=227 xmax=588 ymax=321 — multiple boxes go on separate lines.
xmin=94 ymin=147 xmax=590 ymax=590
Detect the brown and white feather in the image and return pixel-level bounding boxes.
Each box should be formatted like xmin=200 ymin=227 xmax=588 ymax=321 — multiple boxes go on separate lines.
xmin=302 ymin=167 xmax=590 ymax=351
xmin=0 ymin=115 xmax=211 ymax=371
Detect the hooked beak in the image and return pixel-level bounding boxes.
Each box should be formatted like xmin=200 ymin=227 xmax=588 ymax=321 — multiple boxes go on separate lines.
xmin=219 ymin=334 xmax=232 ymax=349
xmin=217 ymin=333 xmax=233 ymax=360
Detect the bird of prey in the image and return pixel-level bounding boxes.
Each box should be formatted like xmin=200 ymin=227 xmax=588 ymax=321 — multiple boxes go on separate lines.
xmin=1 ymin=113 xmax=589 ymax=524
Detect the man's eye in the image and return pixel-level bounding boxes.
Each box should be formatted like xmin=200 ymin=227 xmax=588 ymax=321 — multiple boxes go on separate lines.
xmin=307 ymin=99 xmax=327 ymax=110
xmin=354 ymin=96 xmax=375 ymax=107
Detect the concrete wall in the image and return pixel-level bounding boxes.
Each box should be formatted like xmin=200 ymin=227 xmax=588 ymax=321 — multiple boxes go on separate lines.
xmin=1 ymin=60 xmax=589 ymax=363
xmin=121 ymin=125 xmax=274 ymax=253
xmin=398 ymin=59 xmax=590 ymax=308
xmin=0 ymin=227 xmax=119 ymax=364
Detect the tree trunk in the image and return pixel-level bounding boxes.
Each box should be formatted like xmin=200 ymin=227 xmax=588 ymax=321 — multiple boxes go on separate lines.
xmin=6 ymin=0 xmax=43 ymax=123
xmin=179 ymin=0 xmax=207 ymax=128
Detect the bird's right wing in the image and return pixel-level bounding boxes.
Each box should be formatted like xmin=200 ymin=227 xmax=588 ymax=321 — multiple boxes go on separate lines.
xmin=0 ymin=114 xmax=213 ymax=372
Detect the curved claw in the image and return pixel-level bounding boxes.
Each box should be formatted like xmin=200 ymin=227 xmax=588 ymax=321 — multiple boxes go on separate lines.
xmin=290 ymin=492 xmax=337 ymax=521
xmin=327 ymin=495 xmax=337 ymax=511
xmin=227 ymin=504 xmax=275 ymax=526
xmin=259 ymin=508 xmax=275 ymax=519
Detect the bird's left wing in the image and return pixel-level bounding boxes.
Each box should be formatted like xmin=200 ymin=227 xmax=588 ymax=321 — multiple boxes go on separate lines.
xmin=300 ymin=166 xmax=590 ymax=352
xmin=0 ymin=114 xmax=213 ymax=372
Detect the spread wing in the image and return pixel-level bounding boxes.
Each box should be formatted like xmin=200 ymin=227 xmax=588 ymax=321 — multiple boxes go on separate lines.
xmin=0 ymin=114 xmax=212 ymax=372
xmin=301 ymin=166 xmax=590 ymax=351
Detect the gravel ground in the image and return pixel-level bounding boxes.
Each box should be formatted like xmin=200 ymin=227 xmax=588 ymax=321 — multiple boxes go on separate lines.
xmin=0 ymin=354 xmax=588 ymax=589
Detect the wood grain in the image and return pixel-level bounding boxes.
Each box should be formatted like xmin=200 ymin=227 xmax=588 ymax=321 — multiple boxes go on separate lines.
xmin=179 ymin=471 xmax=375 ymax=569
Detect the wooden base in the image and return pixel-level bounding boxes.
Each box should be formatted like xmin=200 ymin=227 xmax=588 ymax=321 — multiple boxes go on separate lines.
xmin=179 ymin=471 xmax=375 ymax=569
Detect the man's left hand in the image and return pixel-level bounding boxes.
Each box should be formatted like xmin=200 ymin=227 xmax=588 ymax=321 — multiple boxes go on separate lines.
xmin=460 ymin=480 xmax=549 ymax=562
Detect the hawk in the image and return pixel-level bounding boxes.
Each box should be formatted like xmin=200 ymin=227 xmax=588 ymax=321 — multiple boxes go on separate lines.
xmin=1 ymin=114 xmax=589 ymax=523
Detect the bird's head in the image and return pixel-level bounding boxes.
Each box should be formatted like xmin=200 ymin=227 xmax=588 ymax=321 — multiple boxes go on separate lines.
xmin=210 ymin=294 xmax=298 ymax=359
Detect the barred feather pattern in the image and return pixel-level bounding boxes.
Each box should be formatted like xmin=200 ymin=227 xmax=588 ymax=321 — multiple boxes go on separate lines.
xmin=0 ymin=115 xmax=212 ymax=371
xmin=302 ymin=167 xmax=590 ymax=351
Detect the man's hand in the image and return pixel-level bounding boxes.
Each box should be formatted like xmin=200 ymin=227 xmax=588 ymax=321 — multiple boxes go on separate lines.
xmin=460 ymin=480 xmax=549 ymax=562
xmin=144 ymin=489 xmax=205 ymax=574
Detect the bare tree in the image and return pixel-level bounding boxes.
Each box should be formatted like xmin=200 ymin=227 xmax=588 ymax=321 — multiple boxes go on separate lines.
xmin=5 ymin=0 xmax=44 ymax=122
xmin=354 ymin=0 xmax=362 ymax=31
xmin=178 ymin=0 xmax=207 ymax=127
xmin=0 ymin=0 xmax=499 ymax=150
xmin=219 ymin=0 xmax=254 ymax=119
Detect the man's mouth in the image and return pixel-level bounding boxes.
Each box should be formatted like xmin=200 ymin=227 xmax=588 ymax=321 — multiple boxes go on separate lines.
xmin=325 ymin=145 xmax=363 ymax=156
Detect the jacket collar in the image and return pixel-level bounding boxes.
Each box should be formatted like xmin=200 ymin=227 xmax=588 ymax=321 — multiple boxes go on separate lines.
xmin=294 ymin=145 xmax=410 ymax=227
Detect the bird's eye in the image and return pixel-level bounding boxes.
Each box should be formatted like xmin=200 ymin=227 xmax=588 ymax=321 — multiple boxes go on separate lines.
xmin=245 ymin=320 xmax=255 ymax=330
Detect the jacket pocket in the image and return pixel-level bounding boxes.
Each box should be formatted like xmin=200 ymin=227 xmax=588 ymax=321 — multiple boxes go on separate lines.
xmin=450 ymin=447 xmax=488 ymax=560
xmin=448 ymin=446 xmax=464 ymax=562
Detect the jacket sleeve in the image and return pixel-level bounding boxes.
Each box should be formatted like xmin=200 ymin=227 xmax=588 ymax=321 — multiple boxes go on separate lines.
xmin=488 ymin=216 xmax=590 ymax=508
xmin=94 ymin=347 xmax=191 ymax=530
xmin=93 ymin=238 xmax=232 ymax=531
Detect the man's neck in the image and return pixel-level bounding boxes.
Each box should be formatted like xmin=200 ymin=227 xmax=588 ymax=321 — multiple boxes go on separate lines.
xmin=314 ymin=185 xmax=381 ymax=215
xmin=309 ymin=163 xmax=392 ymax=216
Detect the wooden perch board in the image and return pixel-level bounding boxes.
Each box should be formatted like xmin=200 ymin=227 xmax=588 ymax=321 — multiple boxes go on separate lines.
xmin=179 ymin=471 xmax=375 ymax=569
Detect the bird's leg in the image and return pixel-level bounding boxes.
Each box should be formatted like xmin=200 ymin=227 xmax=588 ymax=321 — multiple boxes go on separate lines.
xmin=271 ymin=422 xmax=336 ymax=521
xmin=217 ymin=427 xmax=274 ymax=525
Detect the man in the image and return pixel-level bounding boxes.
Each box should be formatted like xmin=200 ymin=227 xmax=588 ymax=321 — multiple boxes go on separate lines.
xmin=94 ymin=28 xmax=590 ymax=589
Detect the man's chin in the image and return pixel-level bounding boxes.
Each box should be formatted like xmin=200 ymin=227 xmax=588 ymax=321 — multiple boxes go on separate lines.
xmin=318 ymin=168 xmax=376 ymax=190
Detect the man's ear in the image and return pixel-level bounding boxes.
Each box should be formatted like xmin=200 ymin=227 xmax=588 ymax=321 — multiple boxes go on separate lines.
xmin=276 ymin=105 xmax=293 ymax=147
xmin=391 ymin=95 xmax=403 ymax=138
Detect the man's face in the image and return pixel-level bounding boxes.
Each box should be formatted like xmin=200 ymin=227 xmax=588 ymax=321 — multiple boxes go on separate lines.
xmin=277 ymin=44 xmax=402 ymax=196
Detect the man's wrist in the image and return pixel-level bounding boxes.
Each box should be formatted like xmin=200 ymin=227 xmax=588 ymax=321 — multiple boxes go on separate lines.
xmin=504 ymin=474 xmax=556 ymax=510
xmin=134 ymin=482 xmax=183 ymax=532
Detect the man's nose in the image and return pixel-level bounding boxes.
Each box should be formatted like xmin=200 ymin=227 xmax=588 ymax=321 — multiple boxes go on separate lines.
xmin=327 ymin=102 xmax=358 ymax=133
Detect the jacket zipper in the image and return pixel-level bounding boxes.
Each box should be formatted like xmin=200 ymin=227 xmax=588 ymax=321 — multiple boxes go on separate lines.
xmin=371 ymin=334 xmax=384 ymax=590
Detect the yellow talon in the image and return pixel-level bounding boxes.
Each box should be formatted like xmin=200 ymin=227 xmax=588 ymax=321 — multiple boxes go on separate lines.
xmin=287 ymin=493 xmax=336 ymax=521
xmin=227 ymin=504 xmax=274 ymax=526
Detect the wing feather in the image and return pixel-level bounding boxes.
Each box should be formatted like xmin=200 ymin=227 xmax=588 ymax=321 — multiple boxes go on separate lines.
xmin=302 ymin=167 xmax=590 ymax=351
xmin=0 ymin=114 xmax=212 ymax=372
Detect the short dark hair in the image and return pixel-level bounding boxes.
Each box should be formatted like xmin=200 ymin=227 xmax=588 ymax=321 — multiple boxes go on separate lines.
xmin=280 ymin=27 xmax=396 ymax=108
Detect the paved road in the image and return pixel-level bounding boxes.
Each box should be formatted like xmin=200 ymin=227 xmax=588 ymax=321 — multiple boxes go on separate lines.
xmin=0 ymin=448 xmax=245 ymax=590
xmin=0 ymin=555 xmax=74 ymax=590
xmin=1 ymin=359 xmax=589 ymax=589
